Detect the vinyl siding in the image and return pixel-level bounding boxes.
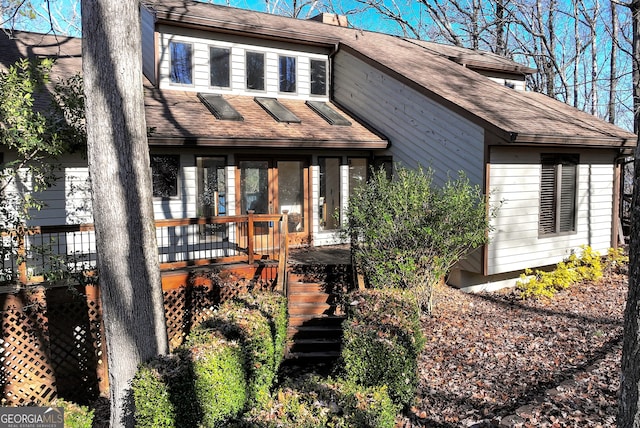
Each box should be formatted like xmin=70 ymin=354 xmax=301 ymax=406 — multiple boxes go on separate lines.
xmin=332 ymin=50 xmax=485 ymax=187
xmin=487 ymin=146 xmax=615 ymax=275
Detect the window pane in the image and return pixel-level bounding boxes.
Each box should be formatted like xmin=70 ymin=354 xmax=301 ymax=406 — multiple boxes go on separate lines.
xmin=198 ymin=157 xmax=226 ymax=216
xmin=246 ymin=52 xmax=265 ymax=91
xmin=279 ymin=56 xmax=296 ymax=93
xmin=320 ymin=157 xmax=340 ymax=230
xmin=278 ymin=161 xmax=304 ymax=233
xmin=240 ymin=161 xmax=269 ymax=214
xmin=151 ymin=155 xmax=180 ymax=198
xmin=310 ymin=59 xmax=327 ymax=95
xmin=210 ymin=47 xmax=230 ymax=87
xmin=169 ymin=42 xmax=192 ymax=84
xmin=349 ymin=158 xmax=367 ymax=198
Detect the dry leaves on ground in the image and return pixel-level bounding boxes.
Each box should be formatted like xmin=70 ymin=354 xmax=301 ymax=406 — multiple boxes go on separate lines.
xmin=399 ymin=271 xmax=626 ymax=428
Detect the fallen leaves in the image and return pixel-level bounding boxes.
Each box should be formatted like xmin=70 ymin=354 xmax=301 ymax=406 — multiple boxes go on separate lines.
xmin=399 ymin=272 xmax=626 ymax=427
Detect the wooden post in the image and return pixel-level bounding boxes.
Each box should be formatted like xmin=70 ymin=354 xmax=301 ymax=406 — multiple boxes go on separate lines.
xmin=247 ymin=210 xmax=255 ymax=265
xmin=276 ymin=211 xmax=289 ymax=294
xmin=17 ymin=230 xmax=27 ymax=285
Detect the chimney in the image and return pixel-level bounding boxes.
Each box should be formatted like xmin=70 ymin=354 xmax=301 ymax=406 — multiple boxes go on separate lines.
xmin=308 ymin=13 xmax=348 ymax=27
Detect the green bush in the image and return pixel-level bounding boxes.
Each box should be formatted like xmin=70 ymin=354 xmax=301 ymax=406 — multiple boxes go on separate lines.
xmin=237 ymin=375 xmax=398 ymax=428
xmin=340 ymin=289 xmax=424 ymax=408
xmin=50 ymin=398 xmax=93 ymax=428
xmin=517 ymin=245 xmax=607 ymax=299
xmin=132 ymin=355 xmax=183 ymax=428
xmin=133 ymin=333 xmax=246 ymax=427
xmin=187 ymin=335 xmax=247 ymax=427
xmin=205 ymin=292 xmax=287 ymax=407
xmin=344 ymin=165 xmax=492 ymax=313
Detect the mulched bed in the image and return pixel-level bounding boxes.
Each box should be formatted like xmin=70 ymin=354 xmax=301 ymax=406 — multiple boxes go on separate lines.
xmin=398 ymin=270 xmax=627 ymax=427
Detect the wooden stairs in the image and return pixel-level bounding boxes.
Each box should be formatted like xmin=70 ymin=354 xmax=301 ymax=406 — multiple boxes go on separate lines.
xmin=285 ymin=265 xmax=350 ymax=361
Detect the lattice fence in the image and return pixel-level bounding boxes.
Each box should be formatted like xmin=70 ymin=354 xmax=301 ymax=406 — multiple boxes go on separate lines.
xmin=0 ymin=266 xmax=277 ymax=405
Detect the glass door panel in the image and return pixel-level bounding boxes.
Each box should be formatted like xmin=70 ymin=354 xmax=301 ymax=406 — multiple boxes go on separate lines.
xmin=240 ymin=161 xmax=270 ymax=214
xmin=277 ymin=161 xmax=304 ymax=233
xmin=319 ymin=157 xmax=340 ymax=230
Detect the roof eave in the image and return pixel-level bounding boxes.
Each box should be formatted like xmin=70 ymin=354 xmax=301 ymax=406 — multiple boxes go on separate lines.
xmin=506 ymin=132 xmax=637 ymax=149
xmin=148 ymin=136 xmax=389 ymax=149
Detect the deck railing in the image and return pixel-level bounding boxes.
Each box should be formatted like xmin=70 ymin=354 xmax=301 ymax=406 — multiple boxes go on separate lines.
xmin=0 ymin=211 xmax=289 ymax=287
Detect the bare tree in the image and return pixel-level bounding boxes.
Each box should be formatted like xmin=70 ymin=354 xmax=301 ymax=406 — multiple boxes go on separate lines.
xmin=619 ymin=0 xmax=640 ymax=425
xmin=81 ymin=0 xmax=168 ymax=426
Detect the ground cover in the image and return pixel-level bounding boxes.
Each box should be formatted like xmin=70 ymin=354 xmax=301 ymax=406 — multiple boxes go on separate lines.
xmin=399 ymin=270 xmax=626 ymax=427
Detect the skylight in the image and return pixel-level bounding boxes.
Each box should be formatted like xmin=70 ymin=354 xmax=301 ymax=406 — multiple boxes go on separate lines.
xmin=306 ymin=101 xmax=352 ymax=126
xmin=198 ymin=93 xmax=243 ymax=121
xmin=254 ymin=97 xmax=301 ymax=123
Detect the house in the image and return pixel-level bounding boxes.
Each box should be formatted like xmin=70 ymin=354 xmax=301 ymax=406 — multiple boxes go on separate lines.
xmin=1 ymin=0 xmax=635 ymax=291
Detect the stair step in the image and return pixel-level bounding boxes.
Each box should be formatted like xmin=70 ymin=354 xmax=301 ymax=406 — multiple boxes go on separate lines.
xmin=287 ymin=282 xmax=327 ymax=293
xmin=286 ymin=351 xmax=341 ymax=360
xmin=288 ymin=314 xmax=345 ymax=327
xmin=288 ymin=292 xmax=337 ymax=304
xmin=287 ymin=325 xmax=343 ymax=339
xmin=288 ymin=302 xmax=336 ymax=316
xmin=288 ymin=338 xmax=341 ymax=354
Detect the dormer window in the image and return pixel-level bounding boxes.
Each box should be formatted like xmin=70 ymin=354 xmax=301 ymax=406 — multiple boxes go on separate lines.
xmin=169 ymin=41 xmax=193 ymax=85
xmin=210 ymin=46 xmax=230 ymax=88
xmin=246 ymin=51 xmax=265 ymax=91
xmin=310 ymin=59 xmax=327 ymax=96
xmin=279 ymin=55 xmax=296 ymax=93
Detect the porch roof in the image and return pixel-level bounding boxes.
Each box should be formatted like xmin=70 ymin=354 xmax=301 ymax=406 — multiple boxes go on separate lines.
xmin=144 ymin=85 xmax=389 ymax=149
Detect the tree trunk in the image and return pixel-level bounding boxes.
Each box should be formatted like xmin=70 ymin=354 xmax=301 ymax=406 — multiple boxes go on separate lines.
xmin=609 ymin=0 xmax=618 ymax=124
xmin=619 ymin=2 xmax=640 ymax=426
xmin=81 ymin=1 xmax=169 ymax=426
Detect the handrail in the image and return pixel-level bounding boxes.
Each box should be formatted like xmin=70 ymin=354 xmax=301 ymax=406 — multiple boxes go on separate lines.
xmin=1 ymin=213 xmax=287 ymax=285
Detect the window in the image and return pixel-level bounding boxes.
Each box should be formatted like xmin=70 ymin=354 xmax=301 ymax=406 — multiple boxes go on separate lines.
xmin=169 ymin=41 xmax=193 ymax=85
xmin=348 ymin=158 xmax=368 ymax=198
xmin=310 ymin=59 xmax=327 ymax=96
xmin=319 ymin=157 xmax=341 ymax=231
xmin=210 ymin=47 xmax=230 ymax=88
xmin=151 ymin=155 xmax=180 ymax=198
xmin=246 ymin=51 xmax=265 ymax=91
xmin=279 ymin=55 xmax=296 ymax=93
xmin=197 ymin=157 xmax=226 ymax=216
xmin=539 ymin=154 xmax=579 ymax=235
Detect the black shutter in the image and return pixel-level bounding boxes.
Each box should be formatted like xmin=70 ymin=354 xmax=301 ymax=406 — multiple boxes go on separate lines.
xmin=558 ymin=161 xmax=577 ymax=232
xmin=539 ymin=160 xmax=557 ymax=234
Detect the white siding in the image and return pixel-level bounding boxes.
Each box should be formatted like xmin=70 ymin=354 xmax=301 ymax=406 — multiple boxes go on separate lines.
xmin=141 ymin=5 xmax=156 ymax=85
xmin=332 ymin=51 xmax=485 ymax=187
xmin=156 ymin=26 xmax=330 ymax=101
xmin=487 ymin=147 xmax=616 ymax=275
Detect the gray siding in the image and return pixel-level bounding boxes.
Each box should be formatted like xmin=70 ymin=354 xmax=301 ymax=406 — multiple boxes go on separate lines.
xmin=488 ymin=147 xmax=616 ymax=275
xmin=332 ymin=50 xmax=485 ymax=187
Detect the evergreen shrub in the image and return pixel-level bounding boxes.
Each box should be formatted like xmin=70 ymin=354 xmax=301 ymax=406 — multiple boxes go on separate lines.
xmin=205 ymin=291 xmax=288 ymax=407
xmin=340 ymin=289 xmax=425 ymax=408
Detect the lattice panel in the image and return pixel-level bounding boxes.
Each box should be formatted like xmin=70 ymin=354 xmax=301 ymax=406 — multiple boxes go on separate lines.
xmin=44 ymin=287 xmax=104 ymax=404
xmin=0 ymin=291 xmax=55 ymax=406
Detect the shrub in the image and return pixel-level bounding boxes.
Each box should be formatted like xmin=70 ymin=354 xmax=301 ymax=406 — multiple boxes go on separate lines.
xmin=50 ymin=398 xmax=93 ymax=428
xmin=340 ymin=289 xmax=424 ymax=408
xmin=132 ymin=333 xmax=246 ymax=427
xmin=517 ymin=245 xmax=606 ymax=299
xmin=186 ymin=335 xmax=247 ymax=427
xmin=202 ymin=291 xmax=287 ymax=408
xmin=344 ymin=165 xmax=492 ymax=314
xmin=238 ymin=375 xmax=398 ymax=428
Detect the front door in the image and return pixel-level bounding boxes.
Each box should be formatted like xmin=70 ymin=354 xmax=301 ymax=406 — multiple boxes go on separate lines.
xmin=238 ymin=158 xmax=309 ymax=247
